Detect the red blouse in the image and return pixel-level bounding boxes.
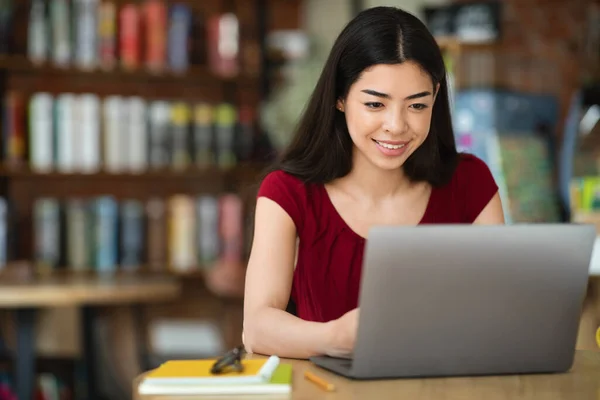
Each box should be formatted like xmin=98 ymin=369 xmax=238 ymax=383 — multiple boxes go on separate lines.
xmin=257 ymin=153 xmax=499 ymax=323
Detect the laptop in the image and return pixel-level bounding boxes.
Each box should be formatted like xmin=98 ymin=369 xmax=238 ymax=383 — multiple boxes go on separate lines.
xmin=310 ymin=224 xmax=596 ymax=380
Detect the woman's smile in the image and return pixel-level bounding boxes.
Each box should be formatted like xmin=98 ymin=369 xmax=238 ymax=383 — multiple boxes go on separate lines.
xmin=372 ymin=139 xmax=410 ymax=156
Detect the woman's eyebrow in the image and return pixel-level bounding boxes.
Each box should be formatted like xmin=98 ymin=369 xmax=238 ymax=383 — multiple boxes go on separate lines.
xmin=360 ymin=89 xmax=432 ymax=100
xmin=405 ymin=91 xmax=432 ymax=100
xmin=361 ymin=89 xmax=391 ymax=99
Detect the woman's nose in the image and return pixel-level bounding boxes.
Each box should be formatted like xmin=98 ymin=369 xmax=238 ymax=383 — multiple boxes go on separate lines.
xmin=383 ymin=109 xmax=408 ymax=135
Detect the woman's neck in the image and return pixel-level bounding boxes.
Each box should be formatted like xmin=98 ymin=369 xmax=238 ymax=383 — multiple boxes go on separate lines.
xmin=332 ymin=154 xmax=413 ymax=204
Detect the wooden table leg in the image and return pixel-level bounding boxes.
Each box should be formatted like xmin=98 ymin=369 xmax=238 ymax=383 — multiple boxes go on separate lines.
xmin=219 ymin=299 xmax=244 ymax=351
xmin=15 ymin=308 xmax=36 ymax=400
xmin=81 ymin=306 xmax=102 ymax=400
xmin=132 ymin=304 xmax=151 ymax=371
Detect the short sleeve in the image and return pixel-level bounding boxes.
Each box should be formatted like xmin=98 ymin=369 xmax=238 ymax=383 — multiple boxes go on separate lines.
xmin=257 ymin=170 xmax=306 ymax=232
xmin=456 ymin=154 xmax=499 ymax=222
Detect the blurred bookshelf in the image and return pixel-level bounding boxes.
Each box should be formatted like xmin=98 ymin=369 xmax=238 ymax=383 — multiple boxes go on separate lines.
xmin=424 ymin=0 xmax=597 ymax=225
xmin=0 ymin=0 xmax=304 ymax=397
xmin=566 ymin=84 xmax=600 ymax=232
xmin=0 ymin=0 xmax=306 ymax=284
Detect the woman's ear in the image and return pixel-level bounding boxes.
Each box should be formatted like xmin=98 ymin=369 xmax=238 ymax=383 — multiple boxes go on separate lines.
xmin=336 ymin=98 xmax=345 ymax=112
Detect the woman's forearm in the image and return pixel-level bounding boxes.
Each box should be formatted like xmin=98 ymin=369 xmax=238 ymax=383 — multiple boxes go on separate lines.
xmin=243 ymin=307 xmax=335 ymax=359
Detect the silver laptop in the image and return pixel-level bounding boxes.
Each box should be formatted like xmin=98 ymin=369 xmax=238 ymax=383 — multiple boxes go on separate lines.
xmin=310 ymin=224 xmax=596 ymax=380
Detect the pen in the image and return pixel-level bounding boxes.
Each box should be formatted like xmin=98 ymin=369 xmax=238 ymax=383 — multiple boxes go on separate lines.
xmin=304 ymin=370 xmax=335 ymax=392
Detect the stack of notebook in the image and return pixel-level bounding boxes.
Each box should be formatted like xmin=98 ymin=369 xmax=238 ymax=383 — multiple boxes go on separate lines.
xmin=138 ymin=355 xmax=292 ymax=396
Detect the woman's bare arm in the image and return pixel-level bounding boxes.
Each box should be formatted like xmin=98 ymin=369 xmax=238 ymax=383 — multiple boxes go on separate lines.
xmin=474 ymin=192 xmax=505 ymax=225
xmin=242 ymin=197 xmax=337 ymax=359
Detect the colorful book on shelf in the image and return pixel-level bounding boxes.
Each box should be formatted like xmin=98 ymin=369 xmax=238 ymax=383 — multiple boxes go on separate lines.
xmin=138 ymin=355 xmax=292 ymax=396
xmin=570 ymin=176 xmax=600 ymax=214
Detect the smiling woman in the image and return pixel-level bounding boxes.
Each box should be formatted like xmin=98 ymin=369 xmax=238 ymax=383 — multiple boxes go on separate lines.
xmin=242 ymin=6 xmax=505 ymax=360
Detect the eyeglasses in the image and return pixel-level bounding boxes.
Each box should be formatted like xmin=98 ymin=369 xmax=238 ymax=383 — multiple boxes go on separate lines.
xmin=211 ymin=345 xmax=246 ymax=374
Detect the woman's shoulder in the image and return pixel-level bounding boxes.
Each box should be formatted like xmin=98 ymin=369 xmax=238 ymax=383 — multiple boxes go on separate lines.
xmin=257 ymin=170 xmax=312 ymax=205
xmin=259 ymin=169 xmax=306 ymax=192
xmin=453 ymin=153 xmax=495 ymax=181
xmin=257 ymin=169 xmax=314 ymax=232
xmin=439 ymin=153 xmax=499 ymax=222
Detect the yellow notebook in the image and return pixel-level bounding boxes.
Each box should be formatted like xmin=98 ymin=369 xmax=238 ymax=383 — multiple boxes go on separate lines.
xmin=143 ymin=355 xmax=280 ymax=386
xmin=139 ymin=363 xmax=293 ymax=396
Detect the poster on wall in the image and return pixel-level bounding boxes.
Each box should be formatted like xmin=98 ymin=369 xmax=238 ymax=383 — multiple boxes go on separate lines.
xmin=423 ymin=1 xmax=501 ymax=43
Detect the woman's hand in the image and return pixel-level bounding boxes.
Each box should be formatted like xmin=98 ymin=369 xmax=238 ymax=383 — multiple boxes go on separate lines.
xmin=325 ymin=308 xmax=359 ymax=358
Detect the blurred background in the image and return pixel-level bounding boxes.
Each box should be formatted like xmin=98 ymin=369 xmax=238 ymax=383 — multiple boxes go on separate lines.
xmin=0 ymin=0 xmax=597 ymax=399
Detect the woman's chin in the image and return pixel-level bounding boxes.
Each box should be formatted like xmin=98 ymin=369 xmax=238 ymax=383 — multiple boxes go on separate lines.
xmin=368 ymin=154 xmax=408 ymax=171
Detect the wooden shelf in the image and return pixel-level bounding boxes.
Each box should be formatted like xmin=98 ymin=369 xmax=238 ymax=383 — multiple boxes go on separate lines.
xmin=0 ymin=55 xmax=257 ymax=88
xmin=0 ymin=259 xmax=245 ymax=297
xmin=572 ymin=211 xmax=600 ymax=221
xmin=0 ymin=163 xmax=267 ymax=181
xmin=0 ymin=262 xmax=208 ymax=283
xmin=435 ymin=36 xmax=499 ymax=50
xmin=0 ymin=272 xmax=182 ymax=308
xmin=571 ymin=211 xmax=600 ymax=235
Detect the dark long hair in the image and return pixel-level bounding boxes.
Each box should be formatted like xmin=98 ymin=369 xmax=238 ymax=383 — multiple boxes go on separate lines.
xmin=272 ymin=6 xmax=459 ymax=187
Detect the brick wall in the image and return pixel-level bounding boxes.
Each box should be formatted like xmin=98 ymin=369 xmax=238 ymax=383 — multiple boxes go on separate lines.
xmin=453 ymin=0 xmax=598 ymax=138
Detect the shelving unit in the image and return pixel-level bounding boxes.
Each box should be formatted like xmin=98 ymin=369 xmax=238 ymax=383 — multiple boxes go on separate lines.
xmin=436 ymin=37 xmax=499 ymax=91
xmin=0 ymin=0 xmax=303 ymax=279
xmin=0 ymin=0 xmax=304 ymax=398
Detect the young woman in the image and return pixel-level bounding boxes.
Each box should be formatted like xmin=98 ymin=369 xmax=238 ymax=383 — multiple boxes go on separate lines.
xmin=242 ymin=6 xmax=505 ymax=359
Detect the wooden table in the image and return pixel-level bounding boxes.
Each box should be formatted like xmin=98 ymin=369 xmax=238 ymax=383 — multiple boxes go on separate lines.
xmin=0 ymin=273 xmax=181 ymax=400
xmin=133 ymin=350 xmax=600 ymax=400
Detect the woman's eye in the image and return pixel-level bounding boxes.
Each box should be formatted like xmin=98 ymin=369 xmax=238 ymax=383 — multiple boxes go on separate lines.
xmin=365 ymin=102 xmax=383 ymax=109
xmin=410 ymin=103 xmax=428 ymax=110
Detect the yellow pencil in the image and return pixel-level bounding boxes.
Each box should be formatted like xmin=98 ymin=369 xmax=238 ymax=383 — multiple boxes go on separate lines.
xmin=304 ymin=370 xmax=335 ymax=392
xmin=596 ymin=327 xmax=600 ymax=348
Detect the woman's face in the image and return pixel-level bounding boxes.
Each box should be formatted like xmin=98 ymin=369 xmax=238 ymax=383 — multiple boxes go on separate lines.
xmin=338 ymin=61 xmax=438 ymax=172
